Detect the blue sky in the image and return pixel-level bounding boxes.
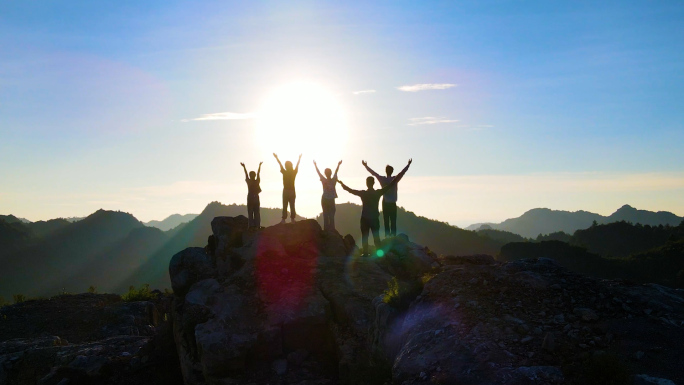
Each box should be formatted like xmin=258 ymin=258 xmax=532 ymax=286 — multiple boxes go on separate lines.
xmin=1 ymin=1 xmax=683 ymax=226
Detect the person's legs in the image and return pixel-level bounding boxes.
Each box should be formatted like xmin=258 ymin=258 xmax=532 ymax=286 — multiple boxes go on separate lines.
xmin=247 ymin=203 xmax=255 ymax=227
xmin=254 ymin=196 xmax=261 ymax=228
xmin=321 ymin=197 xmax=330 ymax=231
xmin=289 ymin=190 xmax=297 ymax=221
xmin=360 ymin=218 xmax=370 ymax=255
xmin=388 ymin=202 xmax=398 ymax=236
xmin=330 ymin=200 xmax=336 ymax=231
xmin=382 ymin=200 xmax=391 ymax=237
xmin=322 ymin=198 xmax=336 ymax=231
xmin=370 ymin=217 xmax=382 ymax=250
xmin=282 ymin=190 xmax=288 ymax=220
xmin=247 ymin=196 xmax=254 ymax=227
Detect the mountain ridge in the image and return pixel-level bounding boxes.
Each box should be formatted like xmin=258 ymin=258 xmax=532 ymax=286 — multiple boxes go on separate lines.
xmin=145 ymin=213 xmax=199 ymax=231
xmin=467 ymin=204 xmax=683 ymax=238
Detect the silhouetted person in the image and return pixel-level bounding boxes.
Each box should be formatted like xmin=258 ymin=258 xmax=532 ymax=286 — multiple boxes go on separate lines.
xmin=274 ymin=153 xmax=301 ymax=224
xmin=363 ymin=159 xmax=412 ymax=237
xmin=314 ymin=159 xmax=342 ymax=231
xmin=339 ymin=159 xmax=412 ymax=256
xmin=241 ymin=161 xmax=262 ymax=229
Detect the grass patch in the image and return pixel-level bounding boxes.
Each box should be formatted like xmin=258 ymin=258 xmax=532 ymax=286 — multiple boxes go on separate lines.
xmin=382 ymin=277 xmax=423 ymax=309
xmin=12 ymin=294 xmax=26 ymax=304
xmin=121 ymin=284 xmax=157 ymax=302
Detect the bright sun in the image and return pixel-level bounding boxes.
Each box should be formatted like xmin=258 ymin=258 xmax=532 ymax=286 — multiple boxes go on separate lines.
xmin=255 ymin=81 xmax=348 ymax=164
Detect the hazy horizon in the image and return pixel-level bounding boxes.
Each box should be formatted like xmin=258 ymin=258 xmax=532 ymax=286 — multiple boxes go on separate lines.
xmin=6 ymin=197 xmax=683 ymax=230
xmin=2 ymin=2 xmax=683 ymax=227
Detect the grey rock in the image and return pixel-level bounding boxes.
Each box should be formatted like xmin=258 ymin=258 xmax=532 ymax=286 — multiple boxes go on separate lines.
xmin=514 ymin=366 xmax=564 ymax=382
xmin=573 ymin=307 xmax=599 ymax=321
xmin=634 ymin=374 xmax=677 ymax=385
xmin=272 ymin=358 xmax=288 ymax=375
xmin=168 ymin=247 xmax=213 ymax=297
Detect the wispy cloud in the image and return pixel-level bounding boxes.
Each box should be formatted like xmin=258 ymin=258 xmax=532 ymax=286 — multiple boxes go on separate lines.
xmin=397 ymin=83 xmax=456 ymax=92
xmin=182 ymin=111 xmax=254 ymax=122
xmin=352 ymin=89 xmax=376 ymax=95
xmin=408 ymin=117 xmax=459 ymax=126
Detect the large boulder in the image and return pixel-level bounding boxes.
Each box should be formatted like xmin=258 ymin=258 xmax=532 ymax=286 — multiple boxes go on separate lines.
xmin=170 ymin=218 xmax=450 ymax=384
xmin=168 ymin=247 xmax=213 ymax=297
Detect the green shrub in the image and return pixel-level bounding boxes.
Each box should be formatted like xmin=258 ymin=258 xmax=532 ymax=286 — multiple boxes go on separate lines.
xmin=382 ymin=277 xmax=423 ymax=309
xmin=0 ymin=296 xmax=9 ymax=307
xmin=13 ymin=294 xmax=26 ymax=304
xmin=121 ymin=284 xmax=157 ymax=302
xmin=87 ymin=285 xmax=97 ymax=294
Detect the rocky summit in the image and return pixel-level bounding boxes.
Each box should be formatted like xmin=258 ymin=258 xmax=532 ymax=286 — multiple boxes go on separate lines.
xmin=169 ymin=217 xmax=684 ymax=385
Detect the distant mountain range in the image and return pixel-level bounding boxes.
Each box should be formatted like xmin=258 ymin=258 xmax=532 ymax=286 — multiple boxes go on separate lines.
xmin=145 ymin=213 xmax=198 ymax=231
xmin=0 ymin=215 xmax=30 ymax=224
xmin=466 ymin=204 xmax=683 ymax=238
xmin=499 ymin=220 xmax=684 ymax=288
xmin=2 ymin=202 xmax=682 ymax=299
xmin=0 ymin=202 xmax=505 ymax=299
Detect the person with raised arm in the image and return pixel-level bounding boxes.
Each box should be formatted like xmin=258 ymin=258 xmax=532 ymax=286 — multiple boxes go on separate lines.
xmin=314 ymin=159 xmax=342 ymax=231
xmin=273 ymin=153 xmax=302 ymax=224
xmin=240 ymin=161 xmax=262 ymax=229
xmin=362 ymin=159 xmax=413 ymax=237
xmin=338 ymin=159 xmax=412 ymax=256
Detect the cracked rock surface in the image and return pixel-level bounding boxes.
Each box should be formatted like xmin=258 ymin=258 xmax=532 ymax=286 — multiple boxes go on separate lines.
xmin=171 ymin=217 xmax=684 ymax=385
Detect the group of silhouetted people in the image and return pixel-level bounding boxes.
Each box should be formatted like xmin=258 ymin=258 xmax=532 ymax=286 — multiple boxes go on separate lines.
xmin=240 ymin=155 xmax=412 ymax=256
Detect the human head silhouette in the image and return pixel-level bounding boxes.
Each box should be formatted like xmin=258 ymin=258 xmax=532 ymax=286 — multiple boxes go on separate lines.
xmin=285 ymin=161 xmax=293 ymax=170
xmin=366 ymin=176 xmax=375 ymax=189
xmin=249 ymin=171 xmax=256 ymax=179
xmin=386 ymin=165 xmax=394 ymax=177
xmin=325 ymin=168 xmax=332 ymax=178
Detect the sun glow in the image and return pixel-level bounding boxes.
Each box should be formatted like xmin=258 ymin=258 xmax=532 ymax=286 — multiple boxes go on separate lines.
xmin=255 ymin=81 xmax=348 ymax=164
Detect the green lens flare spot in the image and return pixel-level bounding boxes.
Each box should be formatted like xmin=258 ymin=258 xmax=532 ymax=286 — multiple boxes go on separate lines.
xmin=376 ymin=249 xmax=385 ymax=257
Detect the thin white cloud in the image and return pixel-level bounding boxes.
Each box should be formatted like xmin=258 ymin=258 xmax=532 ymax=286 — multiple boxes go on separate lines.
xmin=397 ymin=83 xmax=456 ymax=92
xmin=352 ymin=89 xmax=376 ymax=95
xmin=408 ymin=117 xmax=459 ymax=126
xmin=182 ymin=111 xmax=254 ymax=122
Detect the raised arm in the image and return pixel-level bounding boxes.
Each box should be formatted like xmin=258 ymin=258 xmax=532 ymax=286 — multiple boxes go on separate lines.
xmin=313 ymin=160 xmax=324 ymax=179
xmin=333 ymin=160 xmax=342 ymax=179
xmin=362 ymin=160 xmax=381 ymax=179
xmin=295 ymin=154 xmax=302 ymax=172
xmin=257 ymin=161 xmax=263 ymax=181
xmin=338 ymin=180 xmax=361 ymax=196
xmin=273 ymin=153 xmax=284 ymax=172
xmin=379 ymin=159 xmax=412 ymax=194
xmin=240 ymin=162 xmax=248 ymax=179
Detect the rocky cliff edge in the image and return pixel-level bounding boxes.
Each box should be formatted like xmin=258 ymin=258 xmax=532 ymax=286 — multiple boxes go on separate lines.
xmin=170 ymin=217 xmax=684 ymax=385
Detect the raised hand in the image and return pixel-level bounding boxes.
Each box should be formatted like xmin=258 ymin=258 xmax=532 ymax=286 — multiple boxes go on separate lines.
xmin=338 ymin=160 xmax=343 ymax=165
xmin=240 ymin=162 xmax=245 ymax=167
xmin=362 ymin=160 xmax=367 ymax=166
xmin=313 ymin=160 xmax=317 ymax=165
xmin=259 ymin=161 xmax=263 ymax=166
xmin=273 ymin=153 xmax=278 ymax=159
xmin=408 ymin=158 xmax=413 ymax=165
xmin=298 ymin=154 xmax=302 ymax=159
